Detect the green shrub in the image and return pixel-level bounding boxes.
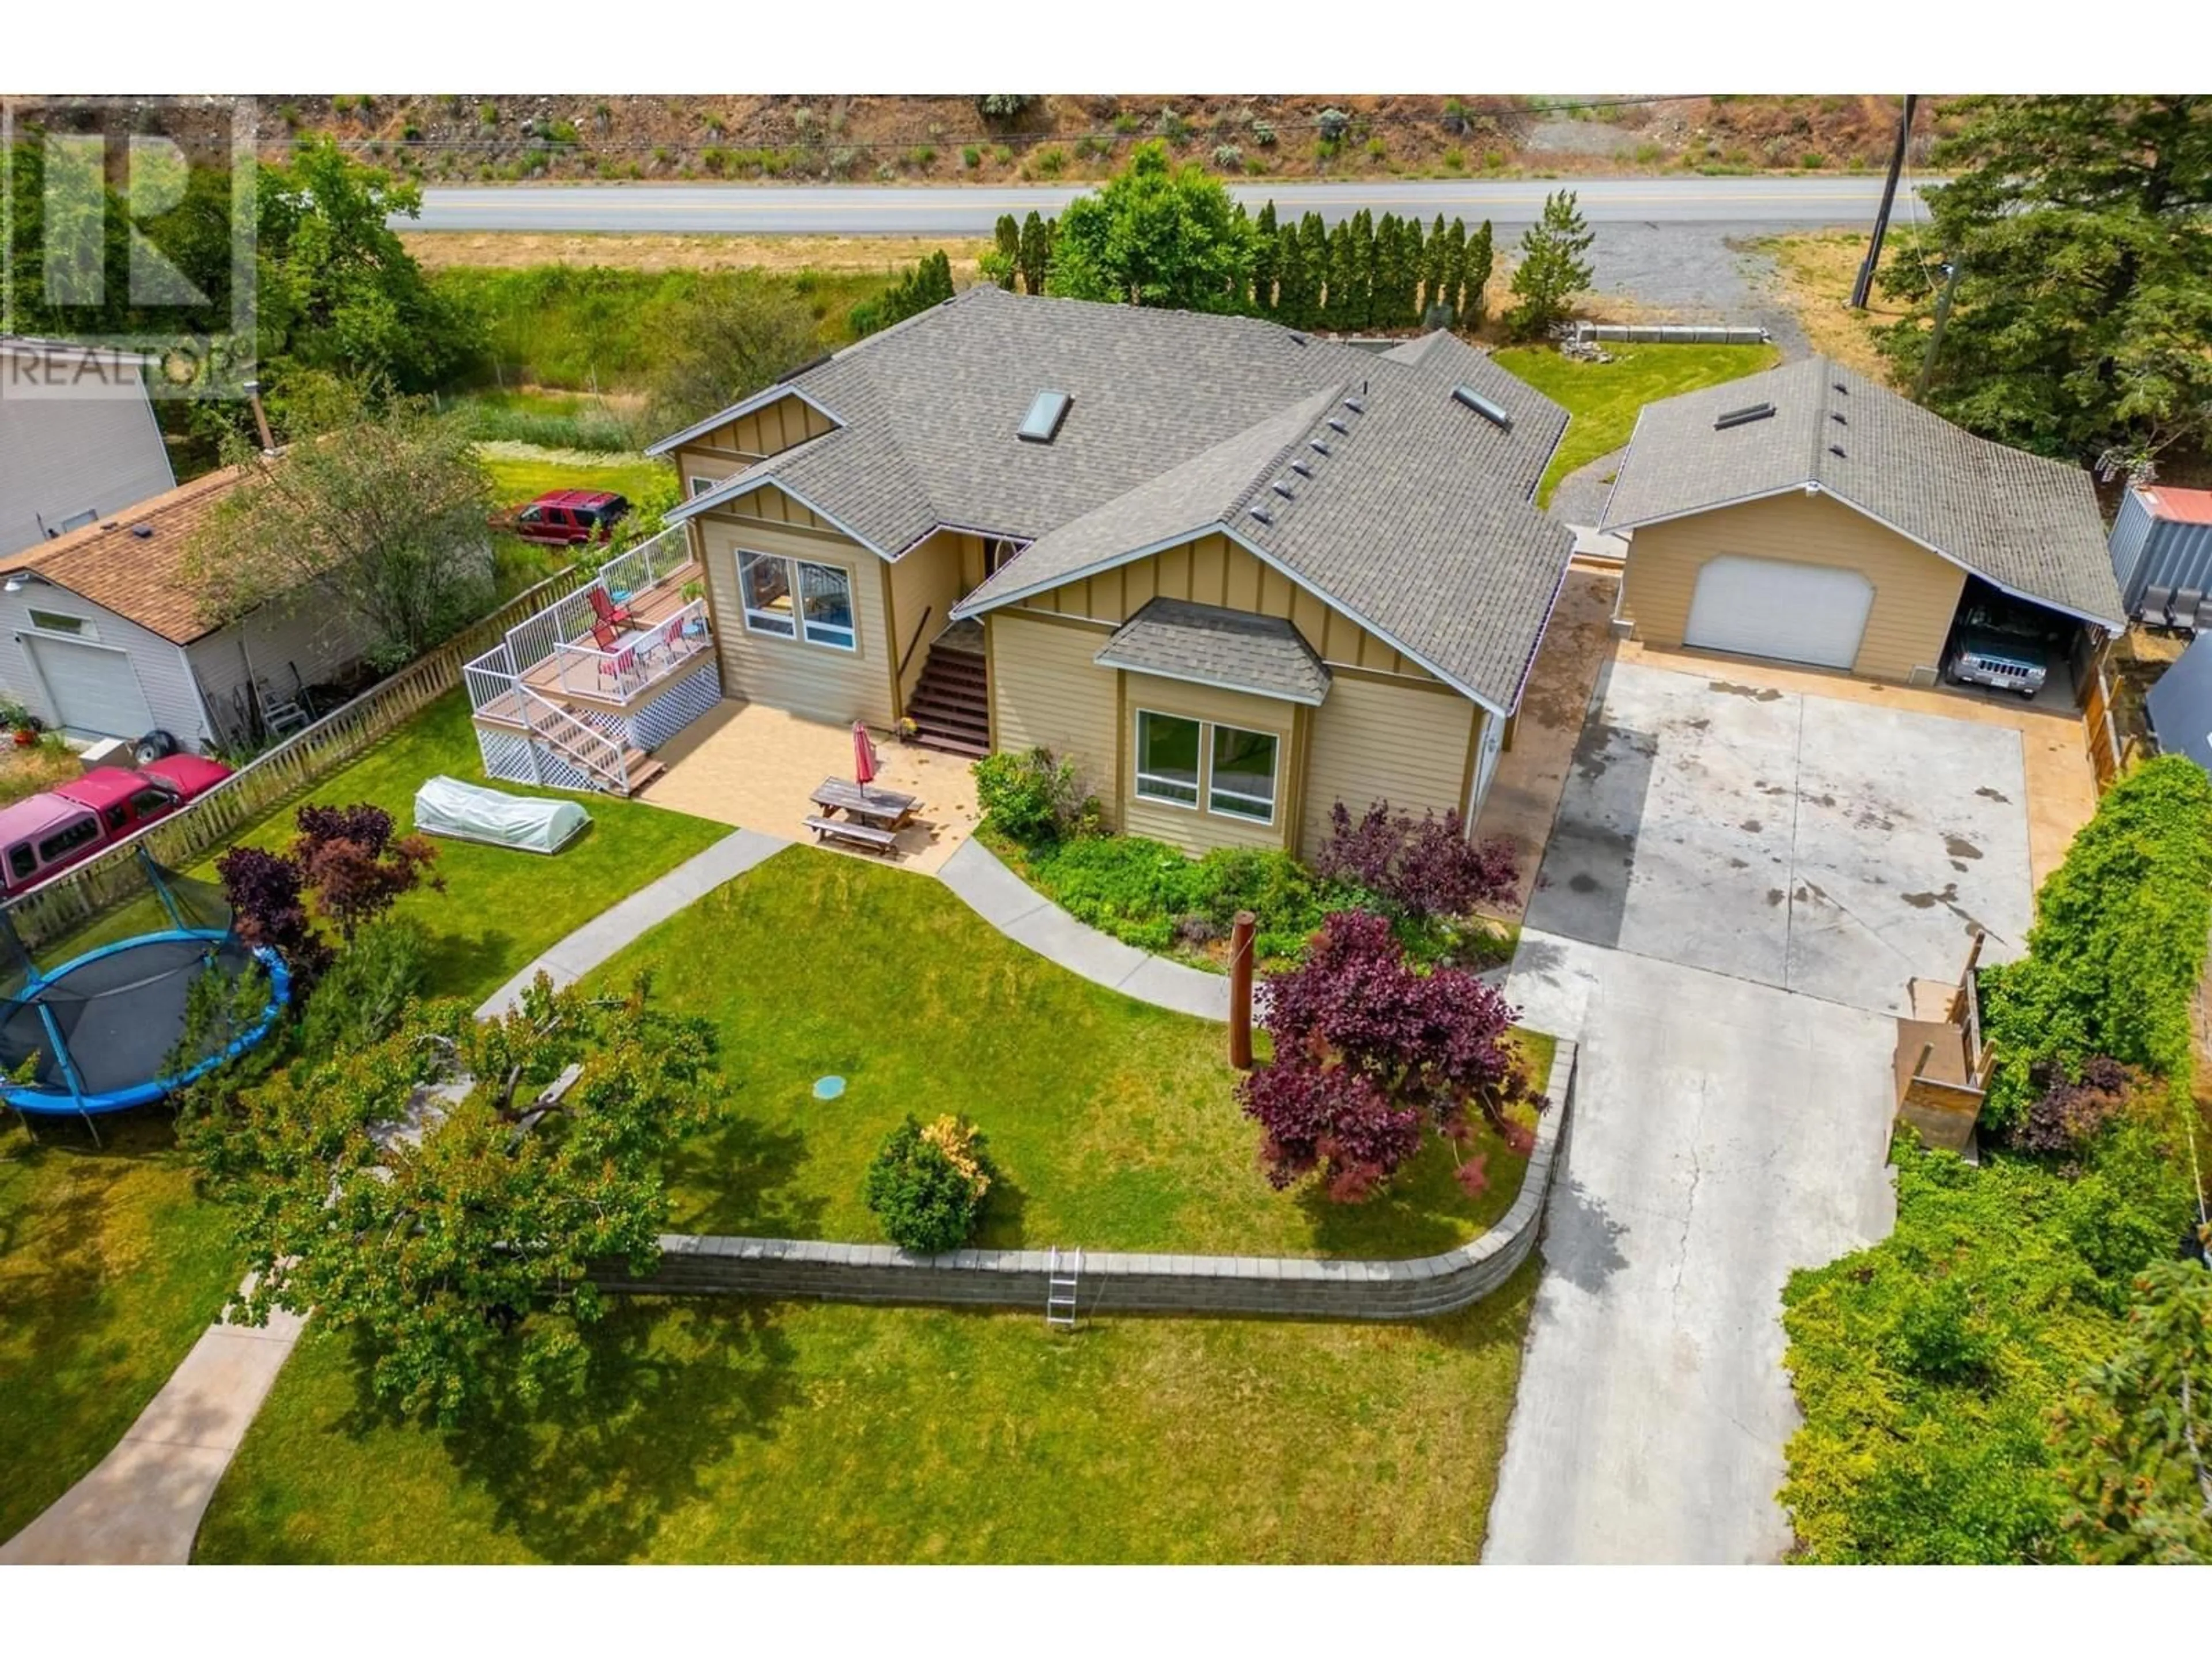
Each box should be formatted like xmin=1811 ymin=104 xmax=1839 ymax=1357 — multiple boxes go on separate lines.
xmin=972 ymin=747 xmax=1088 ymax=844
xmin=1211 ymin=144 xmax=1243 ymax=171
xmin=296 ymin=917 xmax=433 ymax=1062
xmin=1978 ymin=756 xmax=2212 ymax=1130
xmin=1033 ymin=145 xmax=1067 ymax=179
xmin=1442 ymin=147 xmax=1465 ymax=172
xmin=961 ymin=145 xmax=982 ymax=169
xmin=1157 ymin=107 xmax=1191 ymax=143
xmin=1249 ymin=118 xmax=1276 ymax=147
xmin=1112 ymin=112 xmax=1141 ymax=137
xmin=863 ymin=1115 xmax=995 ymax=1253
xmin=1022 ymin=836 xmax=1362 ymax=966
xmin=1781 ymin=1118 xmax=2194 ymax=1562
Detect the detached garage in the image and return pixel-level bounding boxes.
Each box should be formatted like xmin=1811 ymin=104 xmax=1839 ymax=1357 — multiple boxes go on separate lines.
xmin=0 ymin=467 xmax=380 ymax=752
xmin=1600 ymin=357 xmax=2125 ymax=687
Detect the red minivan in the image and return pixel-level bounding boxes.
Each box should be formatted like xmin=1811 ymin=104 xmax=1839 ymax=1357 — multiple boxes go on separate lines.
xmin=505 ymin=490 xmax=631 ymax=547
xmin=0 ymin=756 xmax=234 ymax=896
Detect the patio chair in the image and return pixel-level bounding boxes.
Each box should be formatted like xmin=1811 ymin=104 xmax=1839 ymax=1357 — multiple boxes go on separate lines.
xmin=644 ymin=614 xmax=687 ymax=668
xmin=596 ymin=643 xmax=639 ymax=696
xmin=2140 ymin=585 xmax=2176 ymax=629
xmin=2176 ymin=588 xmax=2206 ymax=636
xmin=588 ymin=587 xmax=634 ymax=631
xmin=588 ymin=617 xmax=621 ymax=653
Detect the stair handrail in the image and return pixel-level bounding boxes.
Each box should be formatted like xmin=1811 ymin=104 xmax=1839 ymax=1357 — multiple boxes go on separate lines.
xmin=896 ymin=604 xmax=934 ymax=687
xmin=517 ymin=685 xmax=628 ymax=793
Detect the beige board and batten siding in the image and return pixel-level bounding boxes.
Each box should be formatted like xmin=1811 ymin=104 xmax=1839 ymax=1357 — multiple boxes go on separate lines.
xmin=1120 ymin=670 xmax=1300 ymax=856
xmin=1300 ymin=677 xmax=1476 ymax=862
xmin=693 ymin=484 xmax=895 ymax=728
xmin=671 ymin=393 xmax=839 ymax=498
xmin=1018 ymin=531 xmax=1439 ymax=682
xmin=1619 ymin=490 xmax=1965 ymax=684
xmin=885 ymin=530 xmax=979 ymax=710
xmin=987 ymin=609 xmax=1122 ymax=819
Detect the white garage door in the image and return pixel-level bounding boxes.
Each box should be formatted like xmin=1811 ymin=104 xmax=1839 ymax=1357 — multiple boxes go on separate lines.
xmin=26 ymin=635 xmax=156 ymax=738
xmin=1684 ymin=555 xmax=1875 ymax=671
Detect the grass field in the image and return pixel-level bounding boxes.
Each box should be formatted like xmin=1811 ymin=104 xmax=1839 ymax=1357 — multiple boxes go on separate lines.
xmin=0 ymin=694 xmax=727 ymax=1544
xmin=1495 ymin=341 xmax=1782 ymax=505
xmin=195 ymin=1257 xmax=1540 ymax=1563
xmin=603 ymin=844 xmax=1550 ymax=1259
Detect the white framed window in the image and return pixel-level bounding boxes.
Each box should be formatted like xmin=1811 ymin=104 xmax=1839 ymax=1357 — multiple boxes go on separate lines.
xmin=25 ymin=609 xmax=90 ymax=639
xmin=689 ymin=476 xmax=718 ymax=498
xmin=1209 ymin=725 xmax=1279 ymax=823
xmin=737 ymin=551 xmax=858 ymax=652
xmin=738 ymin=551 xmax=797 ymax=638
xmin=1134 ymin=710 xmax=1203 ymax=809
xmin=797 ymin=560 xmax=857 ymax=651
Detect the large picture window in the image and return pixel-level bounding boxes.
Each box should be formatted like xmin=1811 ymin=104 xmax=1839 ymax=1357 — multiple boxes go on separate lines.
xmin=1134 ymin=711 xmax=1202 ymax=807
xmin=1209 ymin=725 xmax=1279 ymax=823
xmin=738 ymin=551 xmax=795 ymax=638
xmin=1134 ymin=710 xmax=1281 ymax=824
xmin=737 ymin=552 xmax=859 ymax=652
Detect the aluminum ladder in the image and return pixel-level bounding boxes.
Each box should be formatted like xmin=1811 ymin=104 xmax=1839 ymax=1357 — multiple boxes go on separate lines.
xmin=1046 ymin=1245 xmax=1082 ymax=1331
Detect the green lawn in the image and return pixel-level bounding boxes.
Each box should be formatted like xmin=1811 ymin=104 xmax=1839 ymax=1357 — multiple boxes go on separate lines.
xmin=195 ymin=1259 xmax=1540 ymax=1563
xmin=0 ymin=693 xmax=726 ymax=1543
xmin=480 ymin=448 xmax=667 ymax=514
xmin=614 ymin=845 xmax=1549 ymax=1259
xmin=1494 ymin=342 xmax=1782 ymax=506
xmin=0 ymin=1113 xmax=240 ymax=1541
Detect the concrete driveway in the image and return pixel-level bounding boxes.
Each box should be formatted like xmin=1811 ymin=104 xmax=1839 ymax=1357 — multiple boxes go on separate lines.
xmin=1484 ymin=661 xmax=2037 ymax=1563
xmin=1524 ymin=661 xmax=2035 ymax=1014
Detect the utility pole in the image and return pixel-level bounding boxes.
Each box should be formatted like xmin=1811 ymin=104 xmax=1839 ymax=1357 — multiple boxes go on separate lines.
xmin=1913 ymin=259 xmax=1963 ymax=402
xmin=1850 ymin=94 xmax=1919 ymax=310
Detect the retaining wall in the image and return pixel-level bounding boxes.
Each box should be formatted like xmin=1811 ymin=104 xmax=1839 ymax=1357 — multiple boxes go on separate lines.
xmin=594 ymin=1040 xmax=1573 ymax=1321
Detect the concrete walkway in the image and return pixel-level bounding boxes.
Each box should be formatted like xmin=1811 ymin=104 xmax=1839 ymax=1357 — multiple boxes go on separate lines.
xmin=937 ymin=840 xmax=1229 ymax=1022
xmin=0 ymin=1290 xmax=302 ymax=1565
xmin=477 ymin=828 xmax=788 ymax=1017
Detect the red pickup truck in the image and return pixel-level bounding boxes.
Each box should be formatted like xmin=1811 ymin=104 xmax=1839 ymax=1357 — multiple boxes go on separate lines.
xmin=0 ymin=755 xmax=234 ymax=896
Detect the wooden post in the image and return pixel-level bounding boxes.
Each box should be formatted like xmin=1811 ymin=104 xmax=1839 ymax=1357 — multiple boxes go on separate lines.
xmin=1229 ymin=910 xmax=1256 ymax=1070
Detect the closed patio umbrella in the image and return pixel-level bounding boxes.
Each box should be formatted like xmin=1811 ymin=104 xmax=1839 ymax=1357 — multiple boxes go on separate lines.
xmin=853 ymin=722 xmax=880 ymax=798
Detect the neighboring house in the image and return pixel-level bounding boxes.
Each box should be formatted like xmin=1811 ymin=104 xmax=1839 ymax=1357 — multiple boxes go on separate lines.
xmin=1599 ymin=357 xmax=2125 ymax=687
xmin=0 ymin=467 xmax=377 ymax=751
xmin=0 ymin=336 xmax=176 ymax=558
xmin=2145 ymin=630 xmax=2212 ymax=775
xmin=650 ymin=286 xmax=1573 ymax=857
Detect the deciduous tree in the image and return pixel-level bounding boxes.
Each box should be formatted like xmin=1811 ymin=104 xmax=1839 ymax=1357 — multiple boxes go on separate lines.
xmin=1239 ymin=910 xmax=1540 ymax=1200
xmin=640 ymin=274 xmax=819 ymax=434
xmin=187 ymin=383 xmax=498 ymax=671
xmin=181 ymin=975 xmax=720 ymax=1424
xmin=1046 ymin=141 xmax=1255 ymax=312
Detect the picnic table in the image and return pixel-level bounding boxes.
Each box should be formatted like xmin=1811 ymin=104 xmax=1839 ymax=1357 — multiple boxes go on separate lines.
xmin=809 ymin=777 xmax=918 ymax=831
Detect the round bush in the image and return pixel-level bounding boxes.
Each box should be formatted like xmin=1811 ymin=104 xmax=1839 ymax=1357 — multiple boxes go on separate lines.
xmin=864 ymin=1115 xmax=995 ymax=1254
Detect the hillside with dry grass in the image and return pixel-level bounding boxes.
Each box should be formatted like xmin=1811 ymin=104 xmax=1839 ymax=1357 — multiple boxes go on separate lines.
xmin=246 ymin=93 xmax=1960 ymax=185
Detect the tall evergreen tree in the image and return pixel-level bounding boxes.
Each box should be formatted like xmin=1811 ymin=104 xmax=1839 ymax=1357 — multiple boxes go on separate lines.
xmin=1876 ymin=94 xmax=2212 ymax=468
xmin=1505 ymin=191 xmax=1594 ymax=339
xmin=1300 ymin=213 xmax=1329 ymax=327
xmin=988 ymin=212 xmax=1021 ymax=290
xmin=1373 ymin=214 xmax=1403 ymax=332
xmin=1423 ymin=213 xmax=1450 ymax=321
xmin=1349 ymin=209 xmax=1376 ymax=329
xmin=1277 ymin=222 xmax=1308 ymax=327
xmin=1253 ymin=200 xmax=1279 ymax=314
xmin=1442 ymin=218 xmax=1469 ymax=323
xmin=1325 ymin=220 xmax=1355 ymax=329
xmin=1398 ymin=216 xmax=1425 ymax=325
xmin=1017 ymin=210 xmax=1051 ymax=296
xmin=1463 ymin=219 xmax=1495 ymax=327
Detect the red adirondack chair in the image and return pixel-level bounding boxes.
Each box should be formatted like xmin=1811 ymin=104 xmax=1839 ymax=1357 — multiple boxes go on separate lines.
xmin=588 ymin=587 xmax=634 ymax=631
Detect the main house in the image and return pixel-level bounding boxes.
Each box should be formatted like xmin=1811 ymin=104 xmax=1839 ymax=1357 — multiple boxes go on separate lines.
xmin=647 ymin=286 xmax=1573 ymax=858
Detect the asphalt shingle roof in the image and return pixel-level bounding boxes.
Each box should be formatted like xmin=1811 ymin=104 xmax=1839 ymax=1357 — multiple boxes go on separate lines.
xmin=1598 ymin=356 xmax=2124 ymax=626
xmin=1095 ymin=597 xmax=1333 ymax=705
xmin=5 ymin=466 xmax=243 ymax=643
xmin=666 ymin=287 xmax=1574 ymax=710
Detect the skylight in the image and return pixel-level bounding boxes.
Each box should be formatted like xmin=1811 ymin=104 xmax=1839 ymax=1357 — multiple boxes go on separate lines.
xmin=1450 ymin=384 xmax=1513 ymax=430
xmin=1017 ymin=390 xmax=1073 ymax=444
xmin=1713 ymin=402 xmax=1776 ymax=431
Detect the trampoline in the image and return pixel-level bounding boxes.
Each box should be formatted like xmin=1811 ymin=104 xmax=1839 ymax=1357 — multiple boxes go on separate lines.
xmin=0 ymin=850 xmax=290 ymax=1129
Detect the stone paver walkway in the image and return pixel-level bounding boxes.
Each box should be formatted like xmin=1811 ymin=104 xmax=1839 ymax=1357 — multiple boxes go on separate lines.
xmin=935 ymin=840 xmax=1230 ymax=1022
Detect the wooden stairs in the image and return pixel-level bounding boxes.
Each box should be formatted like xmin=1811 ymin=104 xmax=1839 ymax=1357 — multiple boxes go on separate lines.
xmin=907 ymin=624 xmax=990 ymax=759
xmin=472 ymin=689 xmax=665 ymax=797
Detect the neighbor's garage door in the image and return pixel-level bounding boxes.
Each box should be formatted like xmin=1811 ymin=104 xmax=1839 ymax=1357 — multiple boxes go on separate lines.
xmin=25 ymin=635 xmax=156 ymax=738
xmin=1684 ymin=555 xmax=1875 ymax=671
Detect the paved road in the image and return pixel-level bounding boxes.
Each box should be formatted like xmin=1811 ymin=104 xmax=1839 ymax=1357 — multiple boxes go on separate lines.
xmin=1483 ymin=660 xmax=2034 ymax=1562
xmin=407 ymin=176 xmax=1929 ymax=236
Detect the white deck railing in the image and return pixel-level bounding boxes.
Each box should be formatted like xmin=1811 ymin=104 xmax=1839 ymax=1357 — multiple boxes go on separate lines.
xmin=463 ymin=525 xmax=694 ymax=719
xmin=546 ymin=600 xmax=713 ymax=704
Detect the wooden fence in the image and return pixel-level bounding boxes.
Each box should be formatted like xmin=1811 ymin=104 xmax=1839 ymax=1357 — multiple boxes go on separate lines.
xmin=2 ymin=563 xmax=596 ymax=955
xmin=2081 ymin=664 xmax=2136 ymax=793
